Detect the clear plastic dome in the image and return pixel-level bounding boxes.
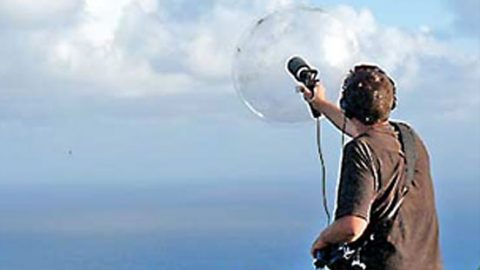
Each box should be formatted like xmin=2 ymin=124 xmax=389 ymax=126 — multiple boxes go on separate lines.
xmin=232 ymin=6 xmax=358 ymax=123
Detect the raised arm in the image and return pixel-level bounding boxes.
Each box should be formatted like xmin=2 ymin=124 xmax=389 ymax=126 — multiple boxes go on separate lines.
xmin=299 ymin=83 xmax=360 ymax=137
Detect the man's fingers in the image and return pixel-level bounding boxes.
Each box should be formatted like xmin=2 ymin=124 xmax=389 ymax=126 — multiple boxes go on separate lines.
xmin=295 ymin=85 xmax=305 ymax=93
xmin=311 ymin=242 xmax=320 ymax=256
xmin=296 ymin=85 xmax=312 ymax=95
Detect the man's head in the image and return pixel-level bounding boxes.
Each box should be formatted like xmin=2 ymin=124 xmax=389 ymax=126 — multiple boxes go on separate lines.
xmin=340 ymin=64 xmax=396 ymax=125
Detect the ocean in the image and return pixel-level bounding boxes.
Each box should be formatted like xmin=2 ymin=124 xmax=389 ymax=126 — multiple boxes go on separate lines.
xmin=0 ymin=181 xmax=477 ymax=269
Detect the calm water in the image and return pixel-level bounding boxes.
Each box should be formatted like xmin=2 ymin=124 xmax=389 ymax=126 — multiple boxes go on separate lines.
xmin=0 ymin=231 xmax=476 ymax=270
xmin=0 ymin=232 xmax=309 ymax=270
xmin=0 ymin=181 xmax=478 ymax=270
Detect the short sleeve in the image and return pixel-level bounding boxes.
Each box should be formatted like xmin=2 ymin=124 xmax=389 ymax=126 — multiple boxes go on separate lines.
xmin=334 ymin=139 xmax=377 ymax=222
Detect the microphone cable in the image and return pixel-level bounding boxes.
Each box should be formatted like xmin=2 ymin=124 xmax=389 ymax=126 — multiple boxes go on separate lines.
xmin=315 ymin=117 xmax=331 ymax=225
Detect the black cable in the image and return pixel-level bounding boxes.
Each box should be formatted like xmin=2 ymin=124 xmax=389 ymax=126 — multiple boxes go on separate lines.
xmin=316 ymin=118 xmax=331 ymax=225
xmin=341 ymin=114 xmax=347 ymax=147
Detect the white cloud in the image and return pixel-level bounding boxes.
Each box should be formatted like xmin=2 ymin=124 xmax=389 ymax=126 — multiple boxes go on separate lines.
xmin=0 ymin=0 xmax=478 ymax=123
xmin=0 ymin=0 xmax=83 ymax=27
xmin=184 ymin=5 xmax=252 ymax=80
xmin=37 ymin=0 xmax=299 ymax=97
xmin=328 ymin=6 xmax=479 ymax=122
xmin=81 ymin=0 xmax=132 ymax=47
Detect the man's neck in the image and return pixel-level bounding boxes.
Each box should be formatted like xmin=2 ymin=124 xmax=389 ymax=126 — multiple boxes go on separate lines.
xmin=353 ymin=119 xmax=389 ymax=136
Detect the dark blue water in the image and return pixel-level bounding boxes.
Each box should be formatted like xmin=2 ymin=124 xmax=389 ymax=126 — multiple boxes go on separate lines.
xmin=0 ymin=181 xmax=478 ymax=270
xmin=0 ymin=230 xmax=477 ymax=270
xmin=0 ymin=231 xmax=311 ymax=270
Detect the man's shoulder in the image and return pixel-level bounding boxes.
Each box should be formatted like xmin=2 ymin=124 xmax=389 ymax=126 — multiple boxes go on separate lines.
xmin=347 ymin=131 xmax=375 ymax=148
xmin=343 ymin=135 xmax=375 ymax=160
xmin=389 ymin=121 xmax=428 ymax=150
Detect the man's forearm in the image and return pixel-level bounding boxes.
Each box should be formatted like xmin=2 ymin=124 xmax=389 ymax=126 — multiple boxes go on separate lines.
xmin=312 ymin=216 xmax=368 ymax=255
xmin=318 ymin=220 xmax=359 ymax=245
xmin=310 ymin=99 xmax=359 ymax=137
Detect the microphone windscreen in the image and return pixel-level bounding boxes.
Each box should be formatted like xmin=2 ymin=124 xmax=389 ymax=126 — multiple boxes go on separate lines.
xmin=287 ymin=56 xmax=308 ymax=78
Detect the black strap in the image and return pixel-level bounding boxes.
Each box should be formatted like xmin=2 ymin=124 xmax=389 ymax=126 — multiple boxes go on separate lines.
xmin=387 ymin=121 xmax=418 ymax=218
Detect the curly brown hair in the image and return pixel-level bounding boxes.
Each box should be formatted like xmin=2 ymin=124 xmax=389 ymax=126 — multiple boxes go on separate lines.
xmin=340 ymin=65 xmax=396 ymax=125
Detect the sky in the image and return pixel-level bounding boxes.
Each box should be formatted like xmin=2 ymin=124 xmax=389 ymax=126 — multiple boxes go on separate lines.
xmin=0 ymin=0 xmax=479 ymax=269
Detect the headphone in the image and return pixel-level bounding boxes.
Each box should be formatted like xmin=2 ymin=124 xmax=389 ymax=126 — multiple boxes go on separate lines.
xmin=340 ymin=65 xmax=396 ymax=124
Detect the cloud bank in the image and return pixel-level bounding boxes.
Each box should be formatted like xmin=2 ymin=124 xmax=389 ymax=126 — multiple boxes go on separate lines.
xmin=0 ymin=0 xmax=477 ymax=125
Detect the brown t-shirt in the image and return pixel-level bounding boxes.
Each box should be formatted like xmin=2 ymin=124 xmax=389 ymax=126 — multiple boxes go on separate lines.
xmin=335 ymin=122 xmax=442 ymax=270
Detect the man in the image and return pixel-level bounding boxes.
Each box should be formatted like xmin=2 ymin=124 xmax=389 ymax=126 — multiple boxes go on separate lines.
xmin=299 ymin=65 xmax=442 ymax=269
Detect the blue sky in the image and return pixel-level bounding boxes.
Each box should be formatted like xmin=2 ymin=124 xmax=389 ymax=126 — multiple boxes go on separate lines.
xmin=0 ymin=0 xmax=479 ymax=269
xmin=0 ymin=0 xmax=478 ymax=185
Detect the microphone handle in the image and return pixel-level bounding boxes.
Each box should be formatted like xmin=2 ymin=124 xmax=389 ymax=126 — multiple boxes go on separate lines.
xmin=309 ymin=103 xmax=322 ymax=118
xmin=307 ymin=84 xmax=322 ymax=118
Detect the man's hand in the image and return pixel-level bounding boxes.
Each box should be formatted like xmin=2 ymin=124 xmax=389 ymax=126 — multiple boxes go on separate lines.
xmin=310 ymin=216 xmax=368 ymax=258
xmin=295 ymin=83 xmax=361 ymax=138
xmin=296 ymin=83 xmax=326 ymax=104
xmin=311 ymin=234 xmax=329 ymax=257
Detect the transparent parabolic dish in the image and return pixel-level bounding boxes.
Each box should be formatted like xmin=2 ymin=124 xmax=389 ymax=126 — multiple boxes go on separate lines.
xmin=232 ymin=6 xmax=358 ymax=123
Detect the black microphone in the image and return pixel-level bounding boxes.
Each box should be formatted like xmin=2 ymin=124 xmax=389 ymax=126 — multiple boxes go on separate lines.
xmin=286 ymin=56 xmax=321 ymax=118
xmin=287 ymin=57 xmax=315 ymax=86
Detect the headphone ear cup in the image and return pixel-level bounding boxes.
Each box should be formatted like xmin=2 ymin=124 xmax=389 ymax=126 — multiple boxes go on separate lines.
xmin=391 ymin=96 xmax=397 ymax=110
xmin=340 ymin=95 xmax=346 ymax=111
xmin=340 ymin=93 xmax=353 ymax=119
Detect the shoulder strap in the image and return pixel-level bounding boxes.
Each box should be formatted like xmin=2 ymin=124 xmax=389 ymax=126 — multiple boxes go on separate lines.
xmin=387 ymin=121 xmax=418 ymax=219
xmin=392 ymin=122 xmax=418 ymax=188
